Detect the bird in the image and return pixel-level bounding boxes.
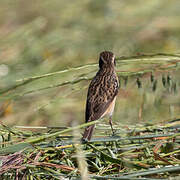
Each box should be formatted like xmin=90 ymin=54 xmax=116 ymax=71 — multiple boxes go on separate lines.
xmin=82 ymin=51 xmax=119 ymax=142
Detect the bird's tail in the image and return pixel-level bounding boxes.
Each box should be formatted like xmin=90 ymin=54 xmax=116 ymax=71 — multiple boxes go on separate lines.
xmin=82 ymin=125 xmax=95 ymax=142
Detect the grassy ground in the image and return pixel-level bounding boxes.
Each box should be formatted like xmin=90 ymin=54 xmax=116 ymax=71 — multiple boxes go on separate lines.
xmin=0 ymin=117 xmax=180 ymax=179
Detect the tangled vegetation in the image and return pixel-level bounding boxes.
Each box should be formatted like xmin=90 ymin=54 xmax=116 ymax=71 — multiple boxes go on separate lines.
xmin=0 ymin=118 xmax=180 ymax=179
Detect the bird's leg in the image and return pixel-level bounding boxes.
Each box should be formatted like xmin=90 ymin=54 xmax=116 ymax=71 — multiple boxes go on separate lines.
xmin=109 ymin=116 xmax=115 ymax=135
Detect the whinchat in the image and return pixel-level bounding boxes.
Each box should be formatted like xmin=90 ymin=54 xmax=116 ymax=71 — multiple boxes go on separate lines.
xmin=82 ymin=51 xmax=119 ymax=141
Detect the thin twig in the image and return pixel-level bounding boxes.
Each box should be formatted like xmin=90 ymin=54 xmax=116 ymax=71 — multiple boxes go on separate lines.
xmin=0 ymin=53 xmax=180 ymax=95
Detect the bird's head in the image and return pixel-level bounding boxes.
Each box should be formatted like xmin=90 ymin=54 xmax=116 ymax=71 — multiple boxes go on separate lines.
xmin=99 ymin=51 xmax=116 ymax=69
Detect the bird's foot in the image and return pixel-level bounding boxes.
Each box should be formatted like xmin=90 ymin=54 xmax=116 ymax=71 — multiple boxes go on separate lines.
xmin=111 ymin=129 xmax=117 ymax=136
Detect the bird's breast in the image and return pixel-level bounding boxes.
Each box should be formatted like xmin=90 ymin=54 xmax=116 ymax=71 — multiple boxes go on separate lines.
xmin=101 ymin=97 xmax=117 ymax=118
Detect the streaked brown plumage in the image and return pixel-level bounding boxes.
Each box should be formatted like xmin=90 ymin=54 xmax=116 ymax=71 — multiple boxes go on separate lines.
xmin=82 ymin=51 xmax=119 ymax=141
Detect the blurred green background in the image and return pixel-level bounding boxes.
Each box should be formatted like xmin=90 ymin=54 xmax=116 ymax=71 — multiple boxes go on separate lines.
xmin=0 ymin=0 xmax=179 ymax=129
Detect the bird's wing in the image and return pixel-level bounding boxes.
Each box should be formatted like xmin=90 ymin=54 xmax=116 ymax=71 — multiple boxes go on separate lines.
xmin=85 ymin=74 xmax=119 ymax=122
